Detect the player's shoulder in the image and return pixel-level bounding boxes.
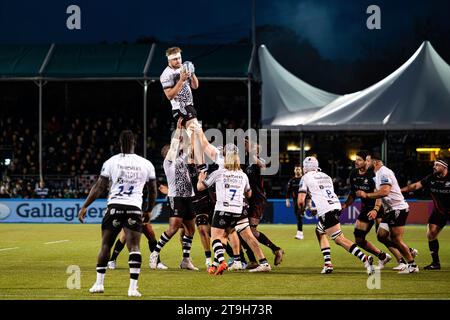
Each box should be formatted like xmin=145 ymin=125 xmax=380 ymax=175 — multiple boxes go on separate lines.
xmin=135 ymin=154 xmax=154 ymax=166
xmin=380 ymin=165 xmax=394 ymax=176
xmin=104 ymin=154 xmax=120 ymax=164
xmin=160 ymin=66 xmax=176 ymax=79
xmin=348 ymin=168 xmax=358 ymax=178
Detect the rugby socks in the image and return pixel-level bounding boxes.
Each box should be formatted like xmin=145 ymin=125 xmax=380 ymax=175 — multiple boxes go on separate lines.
xmin=129 ymin=252 xmax=141 ymax=291
xmin=95 ymin=264 xmax=107 ymax=286
xmin=148 ymin=239 xmax=161 ymax=264
xmin=225 ymin=242 xmax=234 ymax=258
xmin=349 ymin=244 xmax=367 ymax=263
xmin=259 ymin=258 xmax=268 ymax=265
xmin=205 ymin=250 xmax=212 ymax=260
xmin=297 ymin=217 xmax=303 ymax=232
xmin=256 ymin=232 xmax=281 ymax=253
xmin=109 ymin=238 xmax=125 ymax=262
xmin=233 ymin=254 xmax=241 ymax=262
xmin=212 ymin=239 xmax=225 ymax=263
xmin=377 ymin=251 xmax=387 ymax=261
xmin=182 ymin=235 xmax=193 ymax=258
xmin=429 ymin=239 xmax=440 ymax=264
xmin=321 ymin=247 xmax=331 ymax=265
xmin=154 ymin=232 xmax=173 ymax=253
xmin=239 ymin=234 xmax=256 ymax=262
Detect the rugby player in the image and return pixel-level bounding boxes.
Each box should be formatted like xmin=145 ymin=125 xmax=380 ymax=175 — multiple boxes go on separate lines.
xmin=78 ymin=130 xmax=157 ymax=297
xmin=149 ymin=118 xmax=199 ymax=271
xmin=197 ymin=145 xmax=271 ymax=275
xmin=357 ymin=152 xmax=418 ymax=273
xmin=401 ymin=157 xmax=450 ymax=270
xmin=286 ymin=165 xmax=305 ymax=240
xmin=299 ymin=156 xmax=375 ymax=276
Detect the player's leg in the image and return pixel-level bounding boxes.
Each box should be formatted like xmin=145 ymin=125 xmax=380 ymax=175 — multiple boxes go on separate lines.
xmin=354 ymin=219 xmax=390 ymax=268
xmin=142 ymin=223 xmax=167 ymax=269
xmin=180 ymin=217 xmax=199 ymax=270
xmin=316 ymin=222 xmax=332 ymax=274
xmin=108 ymin=229 xmax=126 ymax=269
xmin=186 ymin=117 xmax=205 ymax=166
xmin=425 ymin=210 xmax=446 ymax=270
xmin=227 ymin=230 xmax=243 ymax=270
xmin=425 ymin=223 xmax=443 ymax=270
xmin=195 ymin=214 xmax=212 ymax=267
xmin=390 ymin=225 xmax=418 ymax=273
xmin=249 ymin=211 xmax=284 ymax=266
xmin=294 ymin=204 xmax=304 ymax=240
xmin=90 ymin=208 xmax=121 ymax=293
xmin=149 ymin=216 xmax=183 ymax=269
xmin=210 ymin=223 xmax=229 ymax=275
xmin=123 ymin=223 xmax=143 ymax=297
xmin=377 ymin=221 xmax=408 ymax=270
xmin=322 ymin=212 xmax=374 ymax=275
xmin=237 ymin=220 xmax=271 ymax=272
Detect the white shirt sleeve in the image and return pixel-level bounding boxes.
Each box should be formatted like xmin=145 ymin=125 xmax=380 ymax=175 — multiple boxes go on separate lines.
xmin=160 ymin=69 xmax=174 ymax=89
xmin=298 ymin=175 xmax=308 ymax=193
xmin=203 ymin=170 xmax=219 ymax=188
xmin=379 ymin=168 xmax=392 ymax=186
xmin=100 ymin=159 xmax=112 ymax=179
xmin=244 ymin=174 xmax=251 ymax=192
xmin=147 ymin=161 xmax=156 ymax=181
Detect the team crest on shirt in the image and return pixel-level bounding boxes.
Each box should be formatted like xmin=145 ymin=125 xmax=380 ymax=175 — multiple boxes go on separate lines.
xmin=380 ymin=175 xmax=389 ymax=184
xmin=219 ymin=219 xmax=226 ymax=226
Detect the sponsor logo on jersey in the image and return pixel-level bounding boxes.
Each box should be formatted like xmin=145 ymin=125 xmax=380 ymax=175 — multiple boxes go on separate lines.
xmin=381 ymin=175 xmax=389 ymax=184
xmin=112 ymin=219 xmax=120 ymax=228
xmin=128 ymin=218 xmax=137 ymax=226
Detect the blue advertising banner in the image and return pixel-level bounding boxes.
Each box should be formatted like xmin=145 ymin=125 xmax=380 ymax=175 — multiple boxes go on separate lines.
xmin=0 ymin=198 xmax=431 ymax=224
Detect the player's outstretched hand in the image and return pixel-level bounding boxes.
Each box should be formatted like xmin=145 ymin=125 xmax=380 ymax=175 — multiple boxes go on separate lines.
xmin=78 ymin=207 xmax=87 ymax=223
xmin=198 ymin=171 xmax=206 ymax=181
xmin=356 ymin=190 xmax=367 ymax=198
xmin=367 ymin=210 xmax=377 ymax=220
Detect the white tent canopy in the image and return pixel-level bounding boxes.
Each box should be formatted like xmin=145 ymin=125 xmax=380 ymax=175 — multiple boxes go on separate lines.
xmin=301 ymin=41 xmax=450 ymax=131
xmin=258 ymin=44 xmax=338 ymax=127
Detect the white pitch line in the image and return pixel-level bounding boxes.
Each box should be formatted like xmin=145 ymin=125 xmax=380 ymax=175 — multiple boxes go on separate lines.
xmin=44 ymin=240 xmax=70 ymax=245
xmin=0 ymin=247 xmax=19 ymax=252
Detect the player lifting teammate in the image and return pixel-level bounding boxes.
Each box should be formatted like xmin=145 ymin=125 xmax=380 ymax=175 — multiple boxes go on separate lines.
xmin=78 ymin=130 xmax=157 ymax=297
xmin=149 ymin=118 xmax=199 ymax=271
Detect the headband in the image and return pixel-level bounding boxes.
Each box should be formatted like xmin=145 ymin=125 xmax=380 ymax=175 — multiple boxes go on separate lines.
xmin=167 ymin=52 xmax=181 ymax=60
xmin=435 ymin=160 xmax=448 ymax=168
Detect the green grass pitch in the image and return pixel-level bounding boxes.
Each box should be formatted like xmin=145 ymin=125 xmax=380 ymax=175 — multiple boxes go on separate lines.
xmin=0 ymin=224 xmax=449 ymax=300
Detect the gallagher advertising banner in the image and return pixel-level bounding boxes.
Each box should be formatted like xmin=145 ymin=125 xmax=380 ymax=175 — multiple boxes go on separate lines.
xmin=0 ymin=198 xmax=436 ymax=224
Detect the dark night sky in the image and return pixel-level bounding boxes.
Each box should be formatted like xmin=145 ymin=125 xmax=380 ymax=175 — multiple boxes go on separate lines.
xmin=1 ymin=0 xmax=449 ymax=93
xmin=1 ymin=0 xmax=449 ymax=60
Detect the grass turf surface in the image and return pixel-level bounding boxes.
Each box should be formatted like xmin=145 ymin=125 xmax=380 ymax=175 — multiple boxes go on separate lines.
xmin=0 ymin=224 xmax=449 ymax=300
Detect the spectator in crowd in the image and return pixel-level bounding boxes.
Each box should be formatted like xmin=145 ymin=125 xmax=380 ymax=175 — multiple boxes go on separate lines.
xmin=34 ymin=180 xmax=50 ymax=198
